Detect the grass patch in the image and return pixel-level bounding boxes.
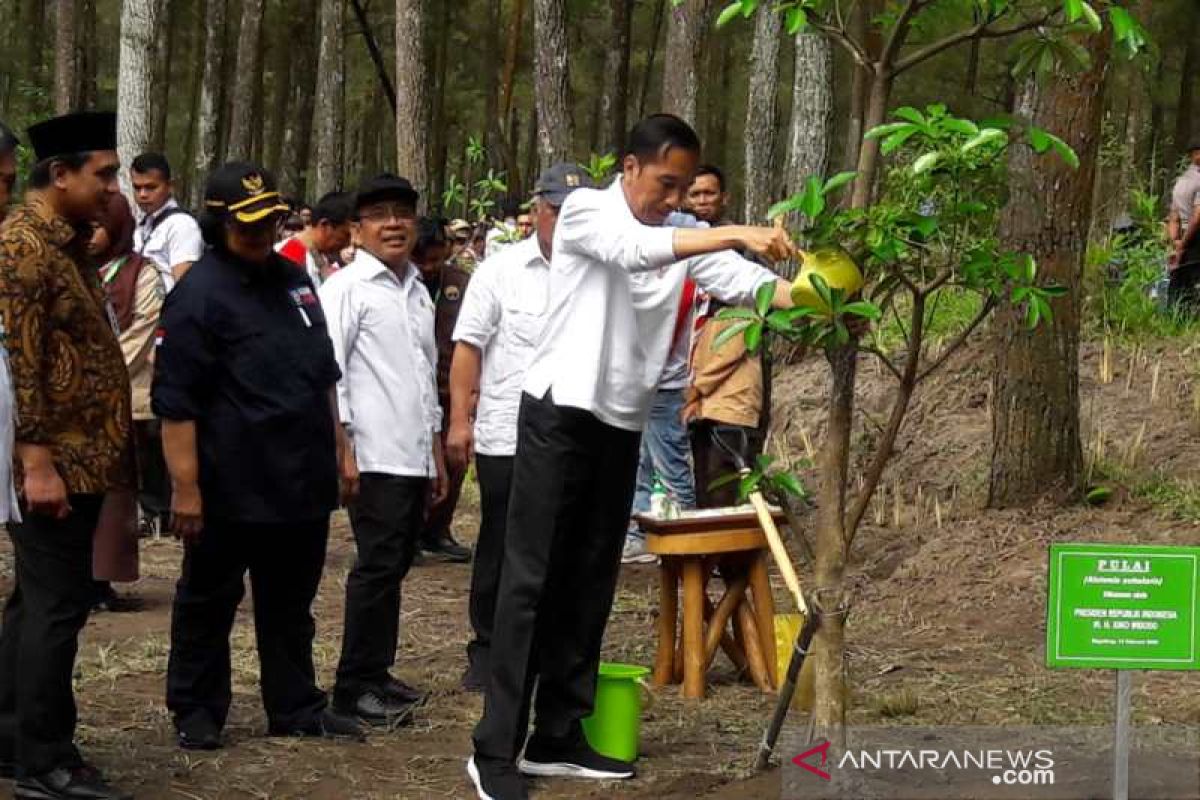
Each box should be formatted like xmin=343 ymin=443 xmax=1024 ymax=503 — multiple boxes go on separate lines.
xmin=872 ymin=287 xmax=985 ymax=354
xmin=1091 ymin=459 xmax=1200 ymax=522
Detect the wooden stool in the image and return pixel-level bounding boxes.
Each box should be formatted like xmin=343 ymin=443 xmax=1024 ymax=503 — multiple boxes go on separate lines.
xmin=638 ymin=511 xmax=783 ymax=699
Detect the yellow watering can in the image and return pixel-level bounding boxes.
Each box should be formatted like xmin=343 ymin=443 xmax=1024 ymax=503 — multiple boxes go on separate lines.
xmin=791 ymin=246 xmax=865 ymax=312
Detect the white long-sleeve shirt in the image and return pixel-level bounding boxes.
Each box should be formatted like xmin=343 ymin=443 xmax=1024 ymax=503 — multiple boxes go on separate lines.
xmin=319 ymin=249 xmax=441 ymax=478
xmin=452 ymin=236 xmax=550 ymax=457
xmin=522 ymin=178 xmax=777 ymax=432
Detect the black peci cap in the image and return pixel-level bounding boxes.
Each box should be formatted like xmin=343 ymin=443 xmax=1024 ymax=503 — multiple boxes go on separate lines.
xmin=203 ymin=162 xmax=290 ymax=224
xmin=354 ymin=173 xmax=419 ymax=212
xmin=26 ymin=111 xmax=116 ymax=162
xmin=533 ymin=162 xmax=594 ymax=206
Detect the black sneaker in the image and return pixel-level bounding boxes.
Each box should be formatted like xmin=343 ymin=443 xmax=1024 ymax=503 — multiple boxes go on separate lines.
xmin=267 ymin=708 xmax=365 ymax=741
xmin=332 ymin=690 xmax=416 ymax=729
xmin=15 ymin=766 xmax=132 ymax=800
xmin=460 ymin=661 xmax=487 ymax=693
xmin=379 ymin=675 xmax=427 ymax=707
xmin=176 ymin=712 xmax=222 ymax=751
xmin=419 ymin=533 xmax=472 ymax=564
xmin=518 ymin=732 xmax=635 ymax=780
xmin=467 ymin=756 xmax=526 ymax=800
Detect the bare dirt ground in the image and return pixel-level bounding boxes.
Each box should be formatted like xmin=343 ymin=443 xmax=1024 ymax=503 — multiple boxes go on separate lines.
xmin=2 ymin=337 xmax=1199 ymax=799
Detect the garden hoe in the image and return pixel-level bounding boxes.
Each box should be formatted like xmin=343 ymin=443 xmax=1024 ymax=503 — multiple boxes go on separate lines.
xmin=709 ymin=429 xmax=820 ymax=772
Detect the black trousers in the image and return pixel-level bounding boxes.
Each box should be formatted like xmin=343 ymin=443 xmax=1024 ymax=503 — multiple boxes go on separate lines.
xmin=0 ymin=496 xmax=103 ymax=775
xmin=466 ymin=454 xmax=515 ymax=677
xmin=334 ymin=473 xmax=427 ymax=701
xmin=166 ymin=516 xmax=329 ymax=731
xmin=421 ymin=431 xmax=467 ymax=545
xmin=473 ymin=392 xmax=641 ymax=764
xmin=134 ymin=419 xmax=171 ymax=521
xmin=690 ymin=421 xmax=765 ymax=508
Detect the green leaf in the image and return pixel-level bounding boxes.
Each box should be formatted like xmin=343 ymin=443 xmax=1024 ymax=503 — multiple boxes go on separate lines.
xmin=881 ymin=128 xmax=919 ymax=156
xmin=911 ymin=214 xmax=938 ymax=238
xmin=808 ymin=271 xmax=834 ymax=309
xmin=709 ymin=472 xmax=742 ymax=491
xmin=785 ymin=6 xmax=808 ymax=34
xmin=822 ymin=172 xmax=858 ymax=195
xmin=1028 ymin=125 xmax=1051 ymax=153
xmin=1047 ymin=133 xmax=1080 ymax=169
xmin=1025 ymin=301 xmax=1040 ymax=329
xmin=745 ymin=322 xmax=764 ymax=353
xmin=775 ymin=307 xmax=820 ymax=324
xmin=1023 ymin=254 xmax=1037 ymax=283
xmin=865 ymin=122 xmax=915 ymax=140
xmin=715 ymin=2 xmax=746 ymax=28
xmin=893 ymin=107 xmax=926 ymax=125
xmin=738 ymin=475 xmax=759 ymax=501
xmin=1079 ymin=2 xmax=1101 ymax=32
xmin=1042 ymin=285 xmax=1068 ymax=297
xmin=800 ymin=176 xmax=826 ymax=219
xmin=771 ymin=472 xmax=806 ymax=498
xmin=912 ymin=152 xmax=940 ymax=174
xmin=962 ymin=128 xmax=1007 ymax=152
xmin=715 ymin=307 xmax=759 ymax=321
xmin=766 ymin=195 xmax=804 ymax=220
xmin=1086 ymin=485 xmax=1114 ymax=505
xmin=712 ymin=319 xmax=753 ymax=351
xmin=755 ymin=281 xmax=774 ymax=317
xmin=942 ymin=118 xmax=980 ymax=136
xmin=842 ymin=301 xmax=882 ymax=320
xmin=1063 ymin=0 xmax=1083 ymax=22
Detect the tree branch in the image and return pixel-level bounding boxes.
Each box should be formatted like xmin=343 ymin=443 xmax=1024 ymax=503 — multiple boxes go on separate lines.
xmin=845 ymin=292 xmax=925 ymax=542
xmin=890 ymin=10 xmax=1056 ymax=77
xmin=808 ymin=14 xmax=874 ymax=71
xmin=862 ymin=345 xmax=903 ymax=382
xmin=916 ymin=297 xmax=997 ymax=383
xmin=880 ymin=0 xmax=926 ymax=67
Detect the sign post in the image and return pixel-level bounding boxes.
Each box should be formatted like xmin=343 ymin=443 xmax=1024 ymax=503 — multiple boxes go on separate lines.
xmin=1047 ymin=543 xmax=1200 ymax=800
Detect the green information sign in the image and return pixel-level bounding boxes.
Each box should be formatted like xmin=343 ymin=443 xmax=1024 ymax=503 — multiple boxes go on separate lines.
xmin=1046 ymin=543 xmax=1200 ymax=671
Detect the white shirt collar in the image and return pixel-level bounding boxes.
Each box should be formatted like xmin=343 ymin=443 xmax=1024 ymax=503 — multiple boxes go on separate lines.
xmin=353 ymin=248 xmax=419 ymax=287
xmin=511 ymin=234 xmax=550 ymax=269
xmin=143 ymin=197 xmax=180 ymax=225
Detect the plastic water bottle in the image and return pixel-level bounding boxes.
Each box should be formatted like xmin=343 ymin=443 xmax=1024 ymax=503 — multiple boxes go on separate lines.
xmin=650 ymin=477 xmax=669 ymax=518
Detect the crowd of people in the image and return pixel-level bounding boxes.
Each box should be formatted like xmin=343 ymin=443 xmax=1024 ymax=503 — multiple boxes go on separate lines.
xmin=0 ymin=109 xmax=799 ymax=800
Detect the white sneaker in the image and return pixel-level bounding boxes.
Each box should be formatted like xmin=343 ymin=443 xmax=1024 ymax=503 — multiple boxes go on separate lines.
xmin=621 ymin=536 xmax=657 ymax=565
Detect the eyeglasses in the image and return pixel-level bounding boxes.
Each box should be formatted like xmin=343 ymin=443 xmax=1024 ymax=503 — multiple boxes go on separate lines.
xmin=358 ymin=204 xmax=417 ymax=223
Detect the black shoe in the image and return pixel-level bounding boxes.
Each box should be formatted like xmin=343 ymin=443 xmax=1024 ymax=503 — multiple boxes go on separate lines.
xmin=90 ymin=585 xmax=141 ymax=614
xmin=420 ymin=534 xmax=472 ymax=564
xmin=176 ymin=713 xmax=221 ymax=751
xmin=379 ymin=675 xmax=427 ymax=706
xmin=333 ymin=690 xmax=417 ymax=728
xmin=467 ymin=756 xmax=527 ymax=800
xmin=15 ymin=766 xmax=132 ymax=800
xmin=268 ymin=708 xmax=365 ymax=741
xmin=518 ymin=731 xmax=635 ymax=780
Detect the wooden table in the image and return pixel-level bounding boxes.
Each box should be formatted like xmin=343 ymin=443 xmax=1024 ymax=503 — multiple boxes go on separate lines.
xmin=636 ymin=509 xmax=784 ymax=699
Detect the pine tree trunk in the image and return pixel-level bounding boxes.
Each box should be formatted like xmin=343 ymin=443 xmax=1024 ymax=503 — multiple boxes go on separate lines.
xmin=483 ymin=0 xmax=501 ymax=150
xmin=844 ymin=0 xmax=877 ymax=172
xmin=279 ymin=0 xmax=317 ymax=198
xmin=532 ymin=0 xmax=573 ymax=169
xmin=742 ymin=6 xmax=782 ymax=224
xmin=53 ymin=0 xmax=76 ymax=113
xmin=189 ymin=0 xmax=225 ymax=209
xmin=428 ymin=0 xmax=451 ymax=207
xmin=264 ymin=0 xmax=293 ymax=176
xmin=1175 ymin=33 xmax=1199 ymax=159
xmin=661 ymin=0 xmax=710 ymax=125
xmin=600 ymin=0 xmax=631 ymax=155
xmin=117 ymin=0 xmax=159 ymax=198
xmin=150 ymin=0 xmax=173 ymax=150
xmin=637 ymin=0 xmax=667 ymax=119
xmin=787 ymin=31 xmax=833 ymax=223
xmin=77 ymin=0 xmax=97 ymax=108
xmin=225 ymin=0 xmax=263 ymax=162
xmin=312 ymin=0 xmax=345 ymax=192
xmin=499 ymin=0 xmax=526 ymax=126
xmin=988 ymin=42 xmax=1110 ymax=508
xmin=850 ymin=72 xmax=891 ymax=209
xmin=395 ymin=0 xmax=428 ymax=195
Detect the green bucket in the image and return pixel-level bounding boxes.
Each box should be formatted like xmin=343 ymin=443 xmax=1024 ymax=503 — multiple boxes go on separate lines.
xmin=582 ymin=662 xmax=653 ymax=763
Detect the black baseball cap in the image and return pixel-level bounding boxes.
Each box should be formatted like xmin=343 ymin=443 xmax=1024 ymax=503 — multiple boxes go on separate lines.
xmin=203 ymin=162 xmax=290 ymax=224
xmin=533 ymin=163 xmax=594 ymax=206
xmin=0 ymin=120 xmax=18 ymax=155
xmin=27 ymin=111 xmax=116 ymax=161
xmin=354 ymin=173 xmax=419 ymax=212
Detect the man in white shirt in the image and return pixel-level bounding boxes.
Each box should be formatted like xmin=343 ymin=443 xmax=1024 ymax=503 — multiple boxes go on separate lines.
xmin=446 ymin=163 xmax=593 ymax=693
xmin=468 ymin=115 xmax=797 ymax=800
xmin=130 ymin=153 xmax=203 ymax=291
xmin=276 ymin=191 xmax=354 ymax=286
xmin=319 ymin=174 xmax=449 ymax=727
